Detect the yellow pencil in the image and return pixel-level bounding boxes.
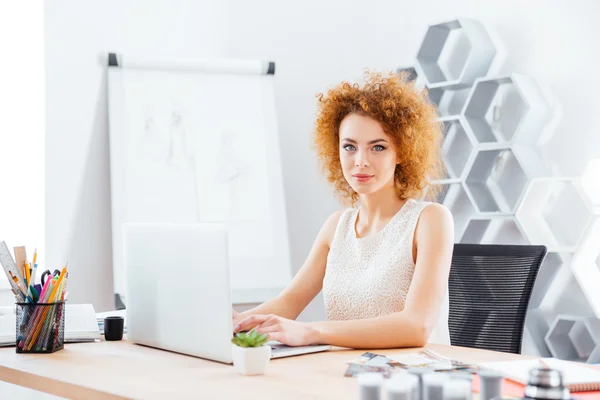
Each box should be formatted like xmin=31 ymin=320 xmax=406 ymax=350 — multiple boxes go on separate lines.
xmin=50 ymin=267 xmax=66 ymax=301
xmin=25 ymin=262 xmax=31 ymax=287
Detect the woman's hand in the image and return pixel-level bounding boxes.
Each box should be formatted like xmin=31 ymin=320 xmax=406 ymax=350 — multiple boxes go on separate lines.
xmin=232 ymin=309 xmax=241 ymax=327
xmin=233 ymin=314 xmax=321 ymax=347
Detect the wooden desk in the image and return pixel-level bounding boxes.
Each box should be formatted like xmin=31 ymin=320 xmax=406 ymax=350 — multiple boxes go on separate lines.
xmin=0 ymin=338 xmax=531 ymax=400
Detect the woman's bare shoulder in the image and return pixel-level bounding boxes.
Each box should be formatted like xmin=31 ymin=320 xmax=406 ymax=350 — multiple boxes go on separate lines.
xmin=421 ymin=202 xmax=453 ymax=222
xmin=318 ymin=209 xmax=348 ymax=248
xmin=416 ymin=202 xmax=454 ymax=241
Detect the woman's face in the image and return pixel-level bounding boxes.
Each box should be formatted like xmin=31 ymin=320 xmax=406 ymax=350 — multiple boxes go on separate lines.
xmin=339 ymin=113 xmax=398 ymax=196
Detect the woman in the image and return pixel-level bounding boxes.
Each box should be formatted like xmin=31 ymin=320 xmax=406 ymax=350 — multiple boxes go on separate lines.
xmin=233 ymin=71 xmax=454 ymax=348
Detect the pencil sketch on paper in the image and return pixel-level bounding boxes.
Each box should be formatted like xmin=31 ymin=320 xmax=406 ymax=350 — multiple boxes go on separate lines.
xmin=138 ymin=105 xmax=194 ymax=173
xmin=214 ymin=131 xmax=252 ymax=217
xmin=167 ymin=110 xmax=194 ymax=171
xmin=195 ymin=125 xmax=271 ymax=223
xmin=126 ymin=101 xmax=198 ymax=224
xmin=138 ymin=112 xmax=163 ymax=162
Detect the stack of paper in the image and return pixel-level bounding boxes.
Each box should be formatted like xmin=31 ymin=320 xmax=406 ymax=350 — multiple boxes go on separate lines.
xmin=0 ymin=307 xmax=15 ymax=346
xmin=0 ymin=303 xmax=101 ymax=346
xmin=64 ymin=304 xmax=102 ymax=343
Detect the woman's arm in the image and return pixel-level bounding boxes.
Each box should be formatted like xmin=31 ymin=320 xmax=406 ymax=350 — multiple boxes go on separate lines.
xmin=234 ymin=211 xmax=343 ymax=325
xmin=237 ymin=203 xmax=454 ymax=348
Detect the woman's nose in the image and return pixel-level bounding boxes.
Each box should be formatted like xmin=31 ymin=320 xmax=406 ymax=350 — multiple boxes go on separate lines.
xmin=355 ymin=150 xmax=369 ymax=167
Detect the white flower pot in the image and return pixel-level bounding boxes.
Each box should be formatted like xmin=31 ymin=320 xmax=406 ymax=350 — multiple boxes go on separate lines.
xmin=231 ymin=343 xmax=271 ymax=376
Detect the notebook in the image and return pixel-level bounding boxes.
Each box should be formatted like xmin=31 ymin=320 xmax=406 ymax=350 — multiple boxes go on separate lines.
xmin=480 ymin=358 xmax=600 ymax=392
xmin=0 ymin=303 xmax=101 ymax=346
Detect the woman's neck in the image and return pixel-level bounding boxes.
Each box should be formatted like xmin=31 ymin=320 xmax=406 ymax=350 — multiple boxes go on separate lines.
xmin=356 ymin=188 xmax=406 ymax=226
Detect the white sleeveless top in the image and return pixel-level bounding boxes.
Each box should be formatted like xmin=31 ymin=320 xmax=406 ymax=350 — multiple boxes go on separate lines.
xmin=322 ymin=198 xmax=450 ymax=345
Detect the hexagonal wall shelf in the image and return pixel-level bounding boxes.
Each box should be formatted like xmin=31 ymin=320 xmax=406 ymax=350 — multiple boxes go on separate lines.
xmin=538 ymin=259 xmax=596 ymax=326
xmin=416 ymin=19 xmax=496 ymax=88
xmin=396 ymin=17 xmax=596 ymax=359
xmin=440 ymin=116 xmax=476 ymax=180
xmin=545 ymin=316 xmax=600 ymax=362
xmin=464 ymin=147 xmax=531 ymax=214
xmin=460 ymin=216 xmax=528 ymax=245
xmin=571 ymin=217 xmax=600 ymax=319
xmin=516 ymin=178 xmax=595 ymax=253
xmin=462 ymin=74 xmax=551 ymax=145
xmin=396 ymin=66 xmax=418 ymax=82
xmin=523 ymin=308 xmax=552 ymax=357
xmin=581 ymin=158 xmax=600 ymax=209
xmin=425 ymin=180 xmax=476 ymax=240
xmin=396 ymin=65 xmax=426 ymax=91
xmin=428 ymin=84 xmax=472 ymax=118
xmin=529 ymin=252 xmax=571 ymax=310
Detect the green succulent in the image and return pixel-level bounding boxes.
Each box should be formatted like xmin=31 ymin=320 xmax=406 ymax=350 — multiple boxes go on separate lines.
xmin=231 ymin=329 xmax=269 ymax=348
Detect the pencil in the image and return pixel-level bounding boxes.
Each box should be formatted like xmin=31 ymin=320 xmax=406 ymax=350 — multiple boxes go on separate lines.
xmin=25 ymin=263 xmax=32 ymax=299
xmin=26 ymin=268 xmax=66 ymax=350
xmin=22 ymin=302 xmax=46 ymax=348
xmin=38 ymin=305 xmax=58 ymax=350
xmin=23 ymin=281 xmax=53 ymax=349
xmin=25 ymin=262 xmax=30 ymax=287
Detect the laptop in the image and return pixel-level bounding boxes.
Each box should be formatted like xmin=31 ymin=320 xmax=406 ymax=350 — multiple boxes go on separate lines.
xmin=122 ymin=222 xmax=330 ymax=364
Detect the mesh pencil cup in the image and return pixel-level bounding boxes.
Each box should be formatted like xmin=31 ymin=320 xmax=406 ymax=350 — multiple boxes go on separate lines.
xmin=16 ymin=301 xmax=65 ymax=353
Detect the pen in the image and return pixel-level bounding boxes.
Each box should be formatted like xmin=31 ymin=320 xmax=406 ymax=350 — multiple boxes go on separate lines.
xmin=41 ymin=280 xmax=55 ymax=303
xmin=31 ymin=263 xmax=38 ymax=285
xmin=38 ymin=275 xmax=53 ymax=300
xmin=31 ymin=249 xmax=38 ymax=285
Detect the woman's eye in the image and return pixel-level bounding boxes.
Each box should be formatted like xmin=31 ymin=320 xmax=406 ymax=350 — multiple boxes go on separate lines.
xmin=343 ymin=144 xmax=356 ymax=151
xmin=373 ymin=145 xmax=385 ymax=151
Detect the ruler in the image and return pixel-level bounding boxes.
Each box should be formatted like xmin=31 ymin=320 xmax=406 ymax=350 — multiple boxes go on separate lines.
xmin=0 ymin=241 xmax=26 ymax=302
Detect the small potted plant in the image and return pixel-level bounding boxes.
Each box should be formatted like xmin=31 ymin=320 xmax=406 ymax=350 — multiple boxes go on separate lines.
xmin=231 ymin=330 xmax=271 ymax=376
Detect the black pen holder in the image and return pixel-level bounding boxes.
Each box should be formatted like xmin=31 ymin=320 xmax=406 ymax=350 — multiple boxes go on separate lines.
xmin=15 ymin=301 xmax=65 ymax=353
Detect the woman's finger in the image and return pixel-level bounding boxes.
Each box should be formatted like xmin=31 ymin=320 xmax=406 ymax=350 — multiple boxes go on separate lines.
xmin=266 ymin=331 xmax=285 ymax=344
xmin=256 ymin=324 xmax=280 ymax=335
xmin=234 ymin=314 xmax=272 ymax=333
xmin=255 ymin=315 xmax=279 ymax=330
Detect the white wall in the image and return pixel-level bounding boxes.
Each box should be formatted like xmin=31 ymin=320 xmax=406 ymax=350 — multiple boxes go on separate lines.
xmin=46 ymin=0 xmax=600 ymax=317
xmin=0 ymin=1 xmax=44 ymax=295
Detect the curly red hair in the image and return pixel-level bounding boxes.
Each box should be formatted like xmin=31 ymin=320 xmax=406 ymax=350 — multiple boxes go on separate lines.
xmin=314 ymin=70 xmax=444 ymax=206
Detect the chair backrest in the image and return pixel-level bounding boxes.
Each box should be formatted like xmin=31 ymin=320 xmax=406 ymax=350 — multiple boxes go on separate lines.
xmin=448 ymin=243 xmax=547 ymax=354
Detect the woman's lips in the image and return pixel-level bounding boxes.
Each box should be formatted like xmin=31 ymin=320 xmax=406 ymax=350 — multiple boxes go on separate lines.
xmin=353 ymin=174 xmax=374 ymax=182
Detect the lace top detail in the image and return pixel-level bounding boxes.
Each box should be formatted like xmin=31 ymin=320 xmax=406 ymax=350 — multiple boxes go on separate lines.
xmin=322 ymin=199 xmax=450 ymax=344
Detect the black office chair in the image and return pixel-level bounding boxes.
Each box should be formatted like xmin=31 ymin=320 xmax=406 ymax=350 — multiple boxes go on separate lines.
xmin=448 ymin=243 xmax=547 ymax=354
